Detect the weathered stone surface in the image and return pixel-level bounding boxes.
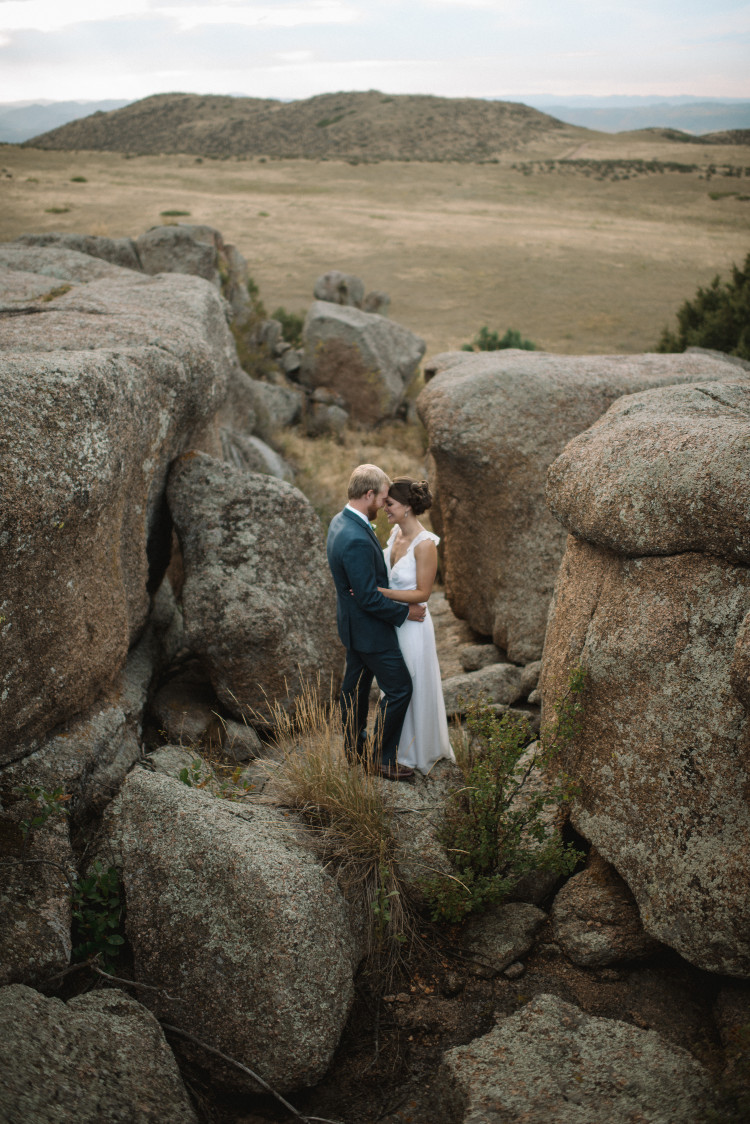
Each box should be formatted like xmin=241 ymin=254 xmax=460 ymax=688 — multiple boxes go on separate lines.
xmin=433 ymin=993 xmax=715 ymax=1124
xmin=363 ymin=289 xmax=390 ymax=315
xmin=551 ymin=851 xmax=661 ymax=967
xmin=0 ymin=815 xmax=73 ymax=987
xmin=136 ymin=223 xmax=219 ymax=283
xmin=220 ymin=718 xmax=263 ymax=762
xmin=0 ymin=622 xmax=156 ymax=810
xmin=222 ymin=368 xmax=303 ymax=436
xmin=220 ymin=428 xmax=294 ymax=480
xmin=100 ymin=767 xmax=360 ymax=1093
xmin=442 ymin=663 xmax=524 ymax=717
xmin=0 ymin=244 xmax=132 ymax=286
xmin=547 ymin=379 xmax=750 ymax=564
xmin=0 ymin=271 xmax=231 ymax=754
xmin=150 ymin=672 xmax=221 ymax=747
xmin=388 ymin=778 xmax=458 ymax=905
xmin=541 ymin=536 xmax=750 ymax=977
xmin=0 ymin=984 xmax=198 ymax=1123
xmin=13 ymin=230 xmax=142 ymax=271
xmin=461 ymin=902 xmax=547 ymax=977
xmin=313 ymin=269 xmax=365 ymax=307
xmin=519 ymin=659 xmax=542 ymax=698
xmin=459 ymin=643 xmax=502 ymax=673
xmin=300 ymin=300 xmax=425 ymax=423
xmin=167 ymin=452 xmax=340 ymax=721
xmin=417 ymin=349 xmax=744 ymax=662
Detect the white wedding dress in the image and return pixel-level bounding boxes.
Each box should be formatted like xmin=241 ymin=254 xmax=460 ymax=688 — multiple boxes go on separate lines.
xmin=384 ymin=527 xmax=455 ymax=774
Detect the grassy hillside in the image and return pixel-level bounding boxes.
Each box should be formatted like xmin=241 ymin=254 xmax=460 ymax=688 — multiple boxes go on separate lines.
xmin=24 ymin=90 xmax=576 ymax=161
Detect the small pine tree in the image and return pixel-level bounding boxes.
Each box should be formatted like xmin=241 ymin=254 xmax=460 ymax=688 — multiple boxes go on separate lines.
xmin=657 ymin=253 xmax=750 ymax=360
xmin=462 ymin=325 xmax=537 ymax=352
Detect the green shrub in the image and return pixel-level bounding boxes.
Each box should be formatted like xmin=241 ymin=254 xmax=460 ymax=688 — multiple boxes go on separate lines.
xmin=70 ymin=176 xmax=87 ymax=183
xmin=423 ymin=667 xmax=586 ymax=923
xmin=657 ymin=253 xmax=750 ymax=360
xmin=71 ymin=861 xmax=125 ymax=972
xmin=462 ymin=326 xmax=537 ymax=352
xmin=271 ymin=306 xmax=305 ymax=347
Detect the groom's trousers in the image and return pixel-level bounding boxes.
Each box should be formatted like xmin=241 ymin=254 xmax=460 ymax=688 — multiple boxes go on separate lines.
xmin=340 ymin=646 xmax=412 ymax=767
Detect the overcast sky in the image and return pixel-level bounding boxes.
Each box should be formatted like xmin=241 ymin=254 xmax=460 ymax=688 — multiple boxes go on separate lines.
xmin=1 ymin=0 xmax=748 ymax=104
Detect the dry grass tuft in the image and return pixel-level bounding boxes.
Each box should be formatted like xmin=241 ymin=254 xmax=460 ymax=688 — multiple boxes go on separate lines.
xmin=260 ymin=677 xmax=419 ymax=977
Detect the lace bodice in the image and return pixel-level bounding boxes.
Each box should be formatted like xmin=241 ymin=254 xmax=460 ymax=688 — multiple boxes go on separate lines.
xmin=384 ymin=527 xmax=440 ymax=591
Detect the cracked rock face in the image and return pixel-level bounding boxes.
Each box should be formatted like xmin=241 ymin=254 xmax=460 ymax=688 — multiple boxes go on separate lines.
xmin=541 ymin=375 xmax=750 ymax=978
xmin=167 ymin=452 xmax=340 ymax=719
xmin=0 ymin=984 xmax=198 ymax=1123
xmin=0 ymin=267 xmax=232 ymax=755
xmin=433 ymin=993 xmax=714 ymax=1124
xmin=417 ymin=350 xmax=745 ymax=663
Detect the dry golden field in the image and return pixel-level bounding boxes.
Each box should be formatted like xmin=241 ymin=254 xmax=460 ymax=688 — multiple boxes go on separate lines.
xmin=1 ymin=129 xmax=748 ymax=357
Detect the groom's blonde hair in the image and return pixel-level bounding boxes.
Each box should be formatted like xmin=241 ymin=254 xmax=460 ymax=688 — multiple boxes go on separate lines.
xmin=347 ymin=463 xmax=390 ymax=500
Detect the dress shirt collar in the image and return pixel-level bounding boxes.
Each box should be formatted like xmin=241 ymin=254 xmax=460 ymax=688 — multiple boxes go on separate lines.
xmin=345 ymin=503 xmax=373 ymax=526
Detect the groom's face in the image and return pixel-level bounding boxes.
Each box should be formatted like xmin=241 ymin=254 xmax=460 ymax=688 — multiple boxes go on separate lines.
xmin=366 ymin=484 xmax=390 ymax=521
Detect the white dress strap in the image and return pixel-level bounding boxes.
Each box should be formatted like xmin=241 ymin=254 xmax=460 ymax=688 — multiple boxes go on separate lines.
xmin=410 ymin=530 xmax=440 ymax=551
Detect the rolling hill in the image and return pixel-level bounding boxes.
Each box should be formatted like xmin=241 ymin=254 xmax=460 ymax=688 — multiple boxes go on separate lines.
xmin=23 ymin=90 xmax=576 ymax=161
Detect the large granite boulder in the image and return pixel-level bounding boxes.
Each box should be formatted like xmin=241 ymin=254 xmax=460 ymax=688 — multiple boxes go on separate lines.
xmin=167 ymin=452 xmax=340 ymax=721
xmin=0 ymin=984 xmax=198 ymax=1123
xmin=546 ymin=379 xmax=750 ymax=563
xmin=300 ymin=300 xmax=425 ymax=424
xmin=541 ymin=377 xmax=750 ymax=977
xmin=100 ymin=767 xmax=360 ymax=1093
xmin=13 ymin=230 xmax=142 ymax=271
xmin=0 ymin=270 xmax=232 ymax=754
xmin=417 ymin=349 xmax=745 ymax=662
xmin=433 ymin=993 xmax=715 ymax=1123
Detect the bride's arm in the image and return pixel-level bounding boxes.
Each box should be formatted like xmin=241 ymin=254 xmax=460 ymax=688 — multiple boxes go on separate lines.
xmin=378 ymin=540 xmax=438 ymax=603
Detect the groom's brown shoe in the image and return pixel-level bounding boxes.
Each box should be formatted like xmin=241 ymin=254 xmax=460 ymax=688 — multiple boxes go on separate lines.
xmin=376 ymin=762 xmax=415 ymax=782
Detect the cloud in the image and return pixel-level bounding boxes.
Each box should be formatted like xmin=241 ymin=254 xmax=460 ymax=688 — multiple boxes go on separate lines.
xmin=158 ymin=2 xmax=361 ymax=31
xmin=0 ymin=0 xmax=151 ymax=33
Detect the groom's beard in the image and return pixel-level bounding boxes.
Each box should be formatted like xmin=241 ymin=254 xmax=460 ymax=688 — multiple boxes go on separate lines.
xmin=366 ymin=499 xmax=380 ymax=521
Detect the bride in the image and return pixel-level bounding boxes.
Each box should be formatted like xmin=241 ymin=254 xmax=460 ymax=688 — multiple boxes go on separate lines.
xmin=378 ymin=477 xmax=455 ymax=774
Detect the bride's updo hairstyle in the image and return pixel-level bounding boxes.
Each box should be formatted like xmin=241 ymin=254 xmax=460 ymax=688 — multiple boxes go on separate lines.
xmin=388 ymin=477 xmax=433 ymax=515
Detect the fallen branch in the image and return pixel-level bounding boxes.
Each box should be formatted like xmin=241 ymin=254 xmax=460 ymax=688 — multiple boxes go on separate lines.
xmin=160 ymin=1023 xmax=343 ymax=1124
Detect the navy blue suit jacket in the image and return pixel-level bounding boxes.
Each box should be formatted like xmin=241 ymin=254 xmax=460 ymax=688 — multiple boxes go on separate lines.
xmin=326 ymin=507 xmax=409 ymax=653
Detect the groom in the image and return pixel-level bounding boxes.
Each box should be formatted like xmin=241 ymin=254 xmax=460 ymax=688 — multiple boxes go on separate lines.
xmin=326 ymin=464 xmax=424 ymax=781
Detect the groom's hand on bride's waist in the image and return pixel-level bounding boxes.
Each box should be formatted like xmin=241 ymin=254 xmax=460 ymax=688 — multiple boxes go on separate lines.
xmin=407 ymin=604 xmax=426 ymax=622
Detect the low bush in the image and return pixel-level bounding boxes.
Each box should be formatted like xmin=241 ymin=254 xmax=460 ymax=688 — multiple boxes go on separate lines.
xmin=422 ymin=667 xmax=586 ymax=923
xmin=462 ymin=325 xmax=537 ymax=352
xmin=271 ymin=306 xmax=305 ymax=347
xmin=657 ymin=252 xmax=750 ymax=360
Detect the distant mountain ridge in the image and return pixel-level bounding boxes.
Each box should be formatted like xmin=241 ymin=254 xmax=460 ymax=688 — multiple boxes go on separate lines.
xmin=0 ymin=99 xmax=130 ymax=143
xmin=529 ymin=101 xmax=750 ymax=135
xmin=21 ymin=91 xmax=574 ymax=160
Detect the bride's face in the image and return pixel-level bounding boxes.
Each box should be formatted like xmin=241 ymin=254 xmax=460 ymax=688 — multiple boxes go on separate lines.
xmin=384 ymin=495 xmax=408 ymax=524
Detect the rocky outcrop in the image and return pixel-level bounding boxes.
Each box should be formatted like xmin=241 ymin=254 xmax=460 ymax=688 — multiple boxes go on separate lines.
xmin=441 ymin=663 xmax=524 ymax=717
xmin=551 ymin=851 xmax=661 ymax=967
xmin=0 ymin=815 xmax=73 ymax=987
xmin=167 ymin=452 xmax=340 ymax=721
xmin=0 ymin=267 xmax=233 ymax=754
xmin=300 ymin=300 xmax=425 ymax=424
xmin=433 ymin=993 xmax=715 ymax=1124
xmin=417 ymin=349 xmax=745 ymax=662
xmin=461 ymin=903 xmax=547 ymax=977
xmin=13 ymin=230 xmax=142 ymax=270
xmin=0 ymin=243 xmax=132 ymax=286
xmin=313 ymin=269 xmax=365 ymax=307
xmin=541 ymin=377 xmax=750 ymax=977
xmin=546 ymin=379 xmax=750 ymax=563
xmin=0 ymin=984 xmax=198 ymax=1123
xmin=99 ymin=767 xmax=361 ymax=1093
